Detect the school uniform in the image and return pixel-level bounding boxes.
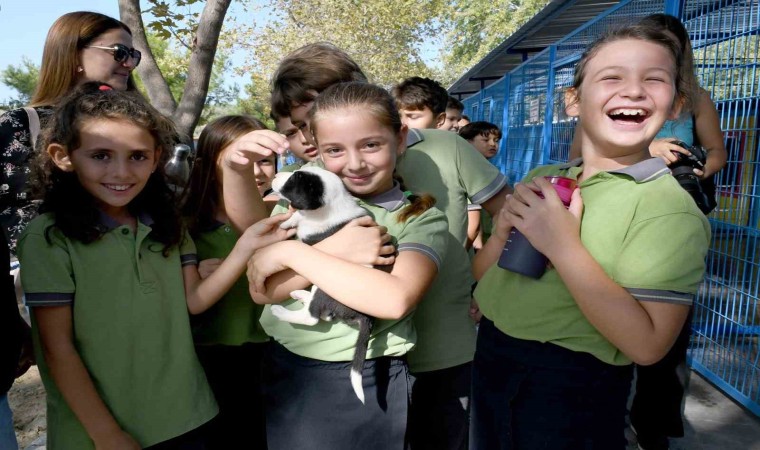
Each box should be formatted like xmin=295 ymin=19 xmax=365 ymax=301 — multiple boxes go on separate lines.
xmin=397 ymin=128 xmax=508 ymax=450
xmin=471 ymin=158 xmax=710 ymax=449
xmin=18 ymin=213 xmax=217 ymax=450
xmin=262 ymin=185 xmax=449 ymax=450
xmin=192 ymin=221 xmax=268 ymax=448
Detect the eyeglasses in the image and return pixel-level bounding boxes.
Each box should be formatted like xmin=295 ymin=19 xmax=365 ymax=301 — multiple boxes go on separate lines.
xmin=85 ymin=44 xmax=142 ymax=67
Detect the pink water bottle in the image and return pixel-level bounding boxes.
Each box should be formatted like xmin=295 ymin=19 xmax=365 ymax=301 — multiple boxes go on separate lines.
xmin=497 ymin=176 xmax=577 ymax=278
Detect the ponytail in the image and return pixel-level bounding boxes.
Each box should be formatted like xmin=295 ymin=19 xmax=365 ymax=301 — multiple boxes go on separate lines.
xmin=393 ymin=171 xmax=436 ymax=222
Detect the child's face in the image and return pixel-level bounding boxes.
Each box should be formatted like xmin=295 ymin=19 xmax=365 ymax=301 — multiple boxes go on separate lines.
xmin=566 ymin=38 xmax=680 ymax=159
xmin=316 ymin=108 xmax=407 ymax=198
xmin=289 ymin=100 xmax=316 ymax=147
xmin=469 ymin=133 xmax=500 ymax=159
xmin=254 ymin=155 xmax=276 ymax=196
xmin=439 ymin=108 xmax=463 ymax=132
xmin=276 ymin=115 xmax=318 ymax=162
xmin=61 ymin=118 xmax=159 ymax=220
xmin=399 ymin=107 xmax=441 ymax=130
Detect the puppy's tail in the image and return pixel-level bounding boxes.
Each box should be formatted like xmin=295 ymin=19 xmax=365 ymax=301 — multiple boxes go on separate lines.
xmin=351 ymin=317 xmax=374 ymax=404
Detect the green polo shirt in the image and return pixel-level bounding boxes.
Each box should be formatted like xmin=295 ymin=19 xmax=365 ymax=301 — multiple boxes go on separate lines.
xmin=19 ymin=213 xmax=217 ymax=449
xmin=262 ymin=185 xmax=450 ymax=362
xmin=192 ymin=222 xmax=269 ymax=345
xmin=474 ymin=158 xmax=710 ymax=366
xmin=397 ymin=128 xmax=508 ymax=247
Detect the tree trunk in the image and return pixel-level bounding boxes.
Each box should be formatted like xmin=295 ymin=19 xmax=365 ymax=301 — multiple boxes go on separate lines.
xmin=118 ymin=0 xmax=178 ymax=118
xmin=172 ymin=0 xmax=232 ymax=141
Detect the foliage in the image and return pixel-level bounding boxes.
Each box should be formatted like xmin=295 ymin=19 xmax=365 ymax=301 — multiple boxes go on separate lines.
xmin=232 ymin=0 xmax=449 ymax=112
xmin=0 ymin=57 xmax=39 ymax=109
xmin=438 ymin=0 xmax=549 ymax=85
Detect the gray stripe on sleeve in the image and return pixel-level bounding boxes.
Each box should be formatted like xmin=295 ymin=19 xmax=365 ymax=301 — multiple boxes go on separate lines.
xmin=25 ymin=292 xmax=74 ymax=307
xmin=471 ymin=173 xmax=508 ymax=205
xmin=398 ymin=243 xmax=441 ymax=269
xmin=180 ymin=253 xmax=198 ymax=266
xmin=626 ymin=288 xmax=694 ymax=306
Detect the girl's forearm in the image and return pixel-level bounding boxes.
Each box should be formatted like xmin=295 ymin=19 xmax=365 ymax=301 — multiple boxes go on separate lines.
xmin=44 ymin=340 xmax=123 ymax=444
xmin=473 ymin=232 xmax=506 ymax=280
xmin=278 ymin=242 xmax=433 ymax=319
xmin=549 ymin=241 xmax=688 ymax=365
xmin=222 ymin=170 xmax=267 ymax=234
xmin=186 ymin=241 xmax=254 ymax=314
xmin=252 ymin=269 xmax=311 ymax=304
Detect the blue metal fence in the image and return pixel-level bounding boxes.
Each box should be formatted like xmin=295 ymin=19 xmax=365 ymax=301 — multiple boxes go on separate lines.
xmin=462 ymin=0 xmax=760 ymax=414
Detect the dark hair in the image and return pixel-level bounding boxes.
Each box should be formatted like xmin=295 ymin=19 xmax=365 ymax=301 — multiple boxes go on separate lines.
xmin=31 ymin=11 xmax=136 ymax=107
xmin=309 ymin=82 xmax=436 ymax=222
xmin=459 ymin=121 xmax=502 ymax=141
xmin=391 ymin=77 xmax=448 ymax=115
xmin=447 ymin=96 xmax=464 ymax=112
xmin=638 ymin=14 xmax=699 ymax=112
xmin=570 ymin=25 xmax=688 ymax=110
xmin=270 ymin=42 xmax=367 ymax=119
xmin=461 ymin=115 xmax=470 ymax=122
xmin=32 ymin=82 xmax=180 ymax=253
xmin=182 ymin=115 xmax=267 ymax=235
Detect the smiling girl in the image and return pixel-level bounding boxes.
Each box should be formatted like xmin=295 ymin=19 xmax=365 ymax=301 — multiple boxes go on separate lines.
xmin=17 ymin=83 xmax=293 ymax=450
xmin=469 ymin=25 xmax=710 ymax=449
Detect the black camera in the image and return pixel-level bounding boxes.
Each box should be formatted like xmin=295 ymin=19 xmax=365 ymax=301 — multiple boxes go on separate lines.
xmin=670 ymin=140 xmax=712 ymax=214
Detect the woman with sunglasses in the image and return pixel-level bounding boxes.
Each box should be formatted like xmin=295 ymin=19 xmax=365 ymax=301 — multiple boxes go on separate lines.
xmin=0 ymin=11 xmax=141 ymax=254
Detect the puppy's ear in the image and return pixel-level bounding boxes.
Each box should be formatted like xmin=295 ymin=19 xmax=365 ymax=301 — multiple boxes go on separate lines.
xmin=48 ymin=144 xmax=74 ymax=172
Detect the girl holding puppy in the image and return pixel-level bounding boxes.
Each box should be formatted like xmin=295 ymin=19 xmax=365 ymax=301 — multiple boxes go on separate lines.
xmin=18 ymin=83 xmax=292 ymax=449
xmin=225 ymin=82 xmax=472 ymax=450
xmin=469 ymin=26 xmax=710 ymax=449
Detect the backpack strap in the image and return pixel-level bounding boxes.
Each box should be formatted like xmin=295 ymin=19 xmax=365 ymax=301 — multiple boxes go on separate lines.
xmin=22 ymin=107 xmax=40 ymax=149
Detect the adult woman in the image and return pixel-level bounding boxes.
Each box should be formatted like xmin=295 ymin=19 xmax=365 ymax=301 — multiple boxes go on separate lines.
xmin=0 ymin=11 xmax=141 ymax=251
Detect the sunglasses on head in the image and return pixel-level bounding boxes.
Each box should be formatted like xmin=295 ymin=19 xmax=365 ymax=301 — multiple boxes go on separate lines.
xmin=85 ymin=43 xmax=142 ymax=67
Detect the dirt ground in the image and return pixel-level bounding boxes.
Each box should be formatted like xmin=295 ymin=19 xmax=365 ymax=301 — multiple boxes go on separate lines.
xmin=8 ymin=365 xmax=46 ymax=449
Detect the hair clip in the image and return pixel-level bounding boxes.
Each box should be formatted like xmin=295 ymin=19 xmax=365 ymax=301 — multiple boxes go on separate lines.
xmin=99 ymin=85 xmax=113 ymax=91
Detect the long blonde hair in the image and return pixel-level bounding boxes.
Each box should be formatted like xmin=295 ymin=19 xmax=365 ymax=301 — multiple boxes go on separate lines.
xmin=30 ymin=11 xmax=136 ymax=107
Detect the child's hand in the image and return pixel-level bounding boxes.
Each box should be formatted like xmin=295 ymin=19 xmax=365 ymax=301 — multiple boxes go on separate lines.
xmin=94 ymin=429 xmax=141 ymax=450
xmin=649 ymin=138 xmax=690 ymax=165
xmin=241 ymin=212 xmax=297 ymax=252
xmin=503 ymin=178 xmax=584 ymax=259
xmin=318 ymin=216 xmax=396 ymax=266
xmin=247 ymin=241 xmax=295 ymax=294
xmin=469 ymin=298 xmax=483 ymax=323
xmin=221 ymin=130 xmax=289 ymax=171
xmin=198 ymin=258 xmax=223 ymax=279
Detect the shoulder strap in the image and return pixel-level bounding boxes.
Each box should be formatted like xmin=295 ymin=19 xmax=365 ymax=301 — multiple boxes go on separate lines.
xmin=23 ymin=107 xmax=40 ymax=149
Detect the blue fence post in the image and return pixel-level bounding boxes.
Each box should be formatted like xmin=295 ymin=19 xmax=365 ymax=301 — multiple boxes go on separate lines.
xmin=663 ymin=0 xmax=684 ymax=17
xmin=541 ymin=45 xmax=557 ymax=165
xmin=500 ymin=74 xmax=511 ymax=175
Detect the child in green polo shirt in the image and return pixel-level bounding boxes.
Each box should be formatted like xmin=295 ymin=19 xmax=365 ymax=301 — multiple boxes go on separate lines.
xmin=182 ymin=115 xmax=281 ymax=448
xmin=17 ymin=82 xmax=294 ymax=450
xmin=470 ymin=26 xmax=710 ymax=449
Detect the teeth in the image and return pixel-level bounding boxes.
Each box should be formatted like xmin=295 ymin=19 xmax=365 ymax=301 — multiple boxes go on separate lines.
xmin=106 ymin=185 xmax=130 ymax=191
xmin=609 ymin=108 xmax=646 ymax=116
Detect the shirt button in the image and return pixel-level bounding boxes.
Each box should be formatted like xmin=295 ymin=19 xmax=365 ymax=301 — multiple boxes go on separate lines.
xmin=121 ymin=229 xmax=129 ymax=235
xmin=224 ymin=226 xmax=231 ymax=233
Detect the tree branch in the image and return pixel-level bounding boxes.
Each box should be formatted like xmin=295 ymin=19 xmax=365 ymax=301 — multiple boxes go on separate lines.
xmin=118 ymin=0 xmax=178 ymax=117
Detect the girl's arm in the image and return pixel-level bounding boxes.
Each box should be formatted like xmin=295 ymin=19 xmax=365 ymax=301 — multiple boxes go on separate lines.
xmin=248 ymin=216 xmax=396 ymax=303
xmin=466 ymin=209 xmax=481 ymax=250
xmin=183 ymin=213 xmax=295 ymax=314
xmin=219 ymin=130 xmax=289 ymax=234
xmin=34 ymin=306 xmax=141 ymax=449
xmin=249 ymin=241 xmax=437 ymax=320
xmin=505 ymin=179 xmax=693 ymax=365
xmin=472 ymin=194 xmax=512 ymax=280
xmin=694 ymin=89 xmax=727 ymax=179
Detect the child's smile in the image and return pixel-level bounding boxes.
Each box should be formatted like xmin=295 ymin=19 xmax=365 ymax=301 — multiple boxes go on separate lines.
xmin=67 ymin=118 xmax=159 ymax=222
xmin=567 ymin=38 xmax=680 ymax=160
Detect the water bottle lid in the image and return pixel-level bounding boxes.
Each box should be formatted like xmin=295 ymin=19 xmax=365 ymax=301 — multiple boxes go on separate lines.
xmin=545 ymin=176 xmax=576 ymax=205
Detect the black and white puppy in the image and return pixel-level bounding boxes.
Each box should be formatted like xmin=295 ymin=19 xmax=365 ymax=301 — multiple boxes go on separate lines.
xmin=271 ymin=166 xmax=375 ymax=404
